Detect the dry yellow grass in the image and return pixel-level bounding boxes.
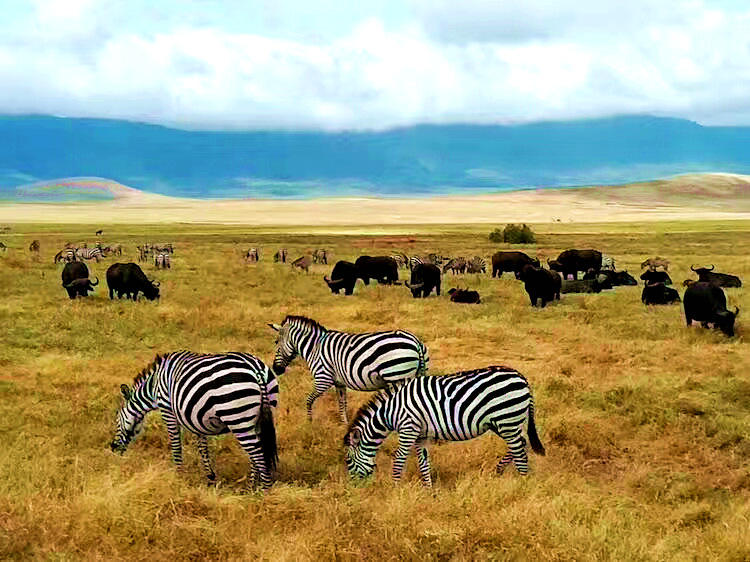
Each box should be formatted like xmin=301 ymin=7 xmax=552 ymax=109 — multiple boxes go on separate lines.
xmin=1 ymin=220 xmax=749 ymax=560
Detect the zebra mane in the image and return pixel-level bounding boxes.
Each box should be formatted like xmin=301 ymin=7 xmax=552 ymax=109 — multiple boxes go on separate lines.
xmin=283 ymin=315 xmax=326 ymax=331
xmin=346 ymin=387 xmax=396 ymax=435
xmin=133 ymin=353 xmax=167 ymax=387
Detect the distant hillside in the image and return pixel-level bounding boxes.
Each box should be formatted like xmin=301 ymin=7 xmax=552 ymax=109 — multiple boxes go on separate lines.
xmin=3 ymin=115 xmax=750 ymax=199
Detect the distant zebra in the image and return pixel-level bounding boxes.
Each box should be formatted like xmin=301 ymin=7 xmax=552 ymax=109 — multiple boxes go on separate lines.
xmin=291 ymin=254 xmax=312 ymax=272
xmin=137 ymin=245 xmax=150 ymax=262
xmin=410 ymin=253 xmax=444 ymax=271
xmin=312 ymin=249 xmax=328 ymax=264
xmin=466 ymin=256 xmax=487 ymax=274
xmin=601 ymin=254 xmax=615 ymax=271
xmin=110 ymin=351 xmax=279 ymax=491
xmin=110 ymin=243 xmax=123 ymax=256
xmin=29 ymin=240 xmax=40 ymax=253
xmin=442 ymin=257 xmax=467 ymax=274
xmin=269 ymin=315 xmax=429 ymax=423
xmin=54 ymin=248 xmax=77 ymax=264
xmin=391 ymin=252 xmax=409 ymax=269
xmin=153 ymin=243 xmax=174 ymax=254
xmin=75 ymin=246 xmax=103 ymax=262
xmin=0 ymin=241 xmax=6 ymax=251
xmin=344 ymin=366 xmax=545 ymax=487
xmin=245 ymin=247 xmax=260 ymax=263
xmin=95 ymin=229 xmax=103 ymax=236
xmin=274 ymin=248 xmax=288 ymax=263
xmin=154 ymin=252 xmax=171 ymax=269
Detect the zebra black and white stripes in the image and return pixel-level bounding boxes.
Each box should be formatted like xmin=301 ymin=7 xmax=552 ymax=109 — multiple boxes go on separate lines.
xmin=76 ymin=246 xmax=103 ymax=262
xmin=344 ymin=366 xmax=545 ymax=486
xmin=111 ymin=351 xmax=279 ymax=491
xmin=269 ymin=315 xmax=429 ymax=423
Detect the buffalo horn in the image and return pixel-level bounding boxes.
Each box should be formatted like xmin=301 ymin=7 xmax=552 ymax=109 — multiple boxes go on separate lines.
xmin=90 ymin=277 xmax=99 ymax=286
xmin=735 ymin=307 xmax=740 ymax=317
xmin=708 ymin=264 xmax=715 ymax=271
xmin=409 ymin=282 xmax=424 ymax=289
xmin=690 ymin=265 xmax=698 ymax=272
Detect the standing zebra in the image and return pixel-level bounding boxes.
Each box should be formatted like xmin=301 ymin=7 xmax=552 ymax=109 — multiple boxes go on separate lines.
xmin=391 ymin=252 xmax=409 ymax=269
xmin=110 ymin=351 xmax=279 ymax=491
xmin=344 ymin=366 xmax=545 ymax=487
xmin=245 ymin=247 xmax=260 ymax=262
xmin=76 ymin=246 xmax=103 ymax=262
xmin=274 ymin=248 xmax=288 ymax=263
xmin=54 ymin=247 xmax=77 ymax=264
xmin=466 ymin=256 xmax=487 ymax=274
xmin=268 ymin=315 xmax=429 ymax=423
xmin=29 ymin=239 xmax=40 ymax=253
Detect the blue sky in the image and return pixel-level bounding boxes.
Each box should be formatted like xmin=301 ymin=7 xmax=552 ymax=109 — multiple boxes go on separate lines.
xmin=1 ymin=0 xmax=750 ymax=130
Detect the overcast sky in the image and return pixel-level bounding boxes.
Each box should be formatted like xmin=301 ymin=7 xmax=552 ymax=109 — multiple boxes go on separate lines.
xmin=1 ymin=0 xmax=749 ymax=130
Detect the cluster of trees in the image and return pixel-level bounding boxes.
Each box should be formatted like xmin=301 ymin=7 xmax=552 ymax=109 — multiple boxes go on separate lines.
xmin=489 ymin=224 xmax=536 ymax=244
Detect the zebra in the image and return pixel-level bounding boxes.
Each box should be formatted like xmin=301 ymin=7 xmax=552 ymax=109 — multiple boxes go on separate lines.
xmin=0 ymin=241 xmax=6 ymax=252
xmin=466 ymin=256 xmax=487 ymax=274
xmin=274 ymin=248 xmax=288 ymax=263
xmin=409 ymin=253 xmax=444 ymax=271
xmin=312 ymin=249 xmax=328 ymax=264
xmin=344 ymin=365 xmax=545 ymax=487
xmin=291 ymin=254 xmax=312 ymax=272
xmin=442 ymin=257 xmax=467 ymax=274
xmin=75 ymin=246 xmax=103 ymax=262
xmin=601 ymin=254 xmax=616 ymax=271
xmin=54 ymin=248 xmax=77 ymax=264
xmin=110 ymin=351 xmax=279 ymax=491
xmin=154 ymin=252 xmax=171 ymax=269
xmin=245 ymin=247 xmax=260 ymax=263
xmin=29 ymin=239 xmax=40 ymax=253
xmin=391 ymin=252 xmax=409 ymax=269
xmin=268 ymin=315 xmax=429 ymax=423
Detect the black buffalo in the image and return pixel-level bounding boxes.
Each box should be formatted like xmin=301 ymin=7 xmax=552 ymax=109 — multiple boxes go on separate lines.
xmin=61 ymin=261 xmax=98 ymax=299
xmin=549 ymin=249 xmax=602 ymax=280
xmin=640 ymin=270 xmax=672 ymax=285
xmin=406 ymin=263 xmax=441 ymax=298
xmin=641 ymin=282 xmax=681 ymax=305
xmin=690 ymin=265 xmax=742 ymax=288
xmin=584 ymin=269 xmax=637 ymax=287
xmin=324 ymin=260 xmax=358 ymax=295
xmin=106 ymin=263 xmax=160 ymax=301
xmin=561 ymin=278 xmax=602 ymax=294
xmin=448 ymin=288 xmax=481 ymax=304
xmin=491 ymin=251 xmax=540 ymax=278
xmin=354 ymin=256 xmax=399 ymax=285
xmin=684 ymin=282 xmax=739 ymax=337
xmin=519 ymin=265 xmax=561 ymax=308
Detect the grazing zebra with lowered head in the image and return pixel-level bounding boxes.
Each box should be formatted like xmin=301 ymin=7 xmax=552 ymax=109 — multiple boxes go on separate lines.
xmin=269 ymin=315 xmax=428 ymax=423
xmin=110 ymin=351 xmax=279 ymax=491
xmin=442 ymin=257 xmax=467 ymax=274
xmin=344 ymin=365 xmax=545 ymax=487
xmin=76 ymin=246 xmax=103 ymax=262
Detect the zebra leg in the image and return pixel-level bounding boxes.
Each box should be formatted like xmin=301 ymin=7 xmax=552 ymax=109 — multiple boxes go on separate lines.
xmin=161 ymin=413 xmax=184 ymax=469
xmin=232 ymin=430 xmax=272 ymax=492
xmin=415 ymin=442 xmax=433 ymax=487
xmin=305 ymin=379 xmax=333 ymax=421
xmin=495 ymin=451 xmax=514 ymax=475
xmin=392 ymin=430 xmax=419 ymax=482
xmin=195 ymin=435 xmax=216 ymax=484
xmin=496 ymin=427 xmax=530 ymax=475
xmin=335 ymin=385 xmax=348 ymax=423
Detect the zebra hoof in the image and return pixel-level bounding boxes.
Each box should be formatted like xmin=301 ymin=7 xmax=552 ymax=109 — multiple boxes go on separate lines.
xmin=495 ymin=464 xmax=508 ymax=475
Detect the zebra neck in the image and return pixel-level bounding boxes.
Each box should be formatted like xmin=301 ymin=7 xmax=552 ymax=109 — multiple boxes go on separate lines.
xmin=293 ymin=327 xmax=328 ymax=361
xmin=132 ymin=374 xmax=159 ymax=412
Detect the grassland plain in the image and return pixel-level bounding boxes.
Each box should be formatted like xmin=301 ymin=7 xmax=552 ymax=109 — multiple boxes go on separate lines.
xmin=0 ymin=220 xmax=749 ymax=561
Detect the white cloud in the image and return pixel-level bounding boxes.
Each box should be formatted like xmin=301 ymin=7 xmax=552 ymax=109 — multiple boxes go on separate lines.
xmin=1 ymin=0 xmax=750 ymax=129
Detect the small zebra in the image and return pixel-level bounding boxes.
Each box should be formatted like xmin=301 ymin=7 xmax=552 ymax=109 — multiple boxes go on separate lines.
xmin=0 ymin=241 xmax=6 ymax=252
xmin=274 ymin=248 xmax=288 ymax=263
xmin=54 ymin=248 xmax=77 ymax=264
xmin=442 ymin=257 xmax=467 ymax=274
xmin=312 ymin=249 xmax=328 ymax=264
xmin=29 ymin=240 xmax=40 ymax=253
xmin=344 ymin=366 xmax=545 ymax=486
xmin=245 ymin=247 xmax=260 ymax=263
xmin=154 ymin=252 xmax=171 ymax=269
xmin=291 ymin=254 xmax=312 ymax=272
xmin=268 ymin=315 xmax=429 ymax=423
xmin=111 ymin=351 xmax=279 ymax=491
xmin=466 ymin=256 xmax=487 ymax=274
xmin=391 ymin=252 xmax=409 ymax=269
xmin=601 ymin=254 xmax=615 ymax=271
xmin=76 ymin=246 xmax=103 ymax=262
xmin=409 ymin=253 xmax=443 ymax=271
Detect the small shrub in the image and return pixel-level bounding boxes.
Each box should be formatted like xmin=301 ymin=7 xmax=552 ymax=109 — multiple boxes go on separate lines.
xmin=489 ymin=224 xmax=536 ymax=244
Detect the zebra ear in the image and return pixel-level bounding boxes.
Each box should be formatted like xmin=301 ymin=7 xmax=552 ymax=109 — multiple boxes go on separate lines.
xmin=268 ymin=323 xmax=282 ymax=332
xmin=120 ymin=384 xmax=132 ymax=400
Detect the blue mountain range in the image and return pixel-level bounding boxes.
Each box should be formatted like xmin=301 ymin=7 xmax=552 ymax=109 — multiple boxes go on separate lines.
xmin=2 ymin=114 xmax=750 ymax=200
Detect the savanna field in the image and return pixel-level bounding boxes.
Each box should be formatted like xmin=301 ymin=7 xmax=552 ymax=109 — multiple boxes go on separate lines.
xmin=1 ymin=220 xmax=749 ymax=561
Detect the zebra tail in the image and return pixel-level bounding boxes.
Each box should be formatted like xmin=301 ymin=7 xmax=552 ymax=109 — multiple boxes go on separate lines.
xmin=417 ymin=342 xmax=429 ymax=377
xmin=527 ymin=398 xmax=546 ymax=456
xmin=259 ymin=382 xmax=279 ymax=474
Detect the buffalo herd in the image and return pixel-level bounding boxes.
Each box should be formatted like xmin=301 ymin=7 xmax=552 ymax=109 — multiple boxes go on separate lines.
xmin=48 ymin=241 xmax=742 ymax=337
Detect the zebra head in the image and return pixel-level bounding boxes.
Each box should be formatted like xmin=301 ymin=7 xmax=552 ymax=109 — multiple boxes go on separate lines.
xmin=110 ymin=384 xmax=146 ymax=454
xmin=268 ymin=322 xmax=298 ymax=375
xmin=344 ymin=397 xmax=389 ymax=479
